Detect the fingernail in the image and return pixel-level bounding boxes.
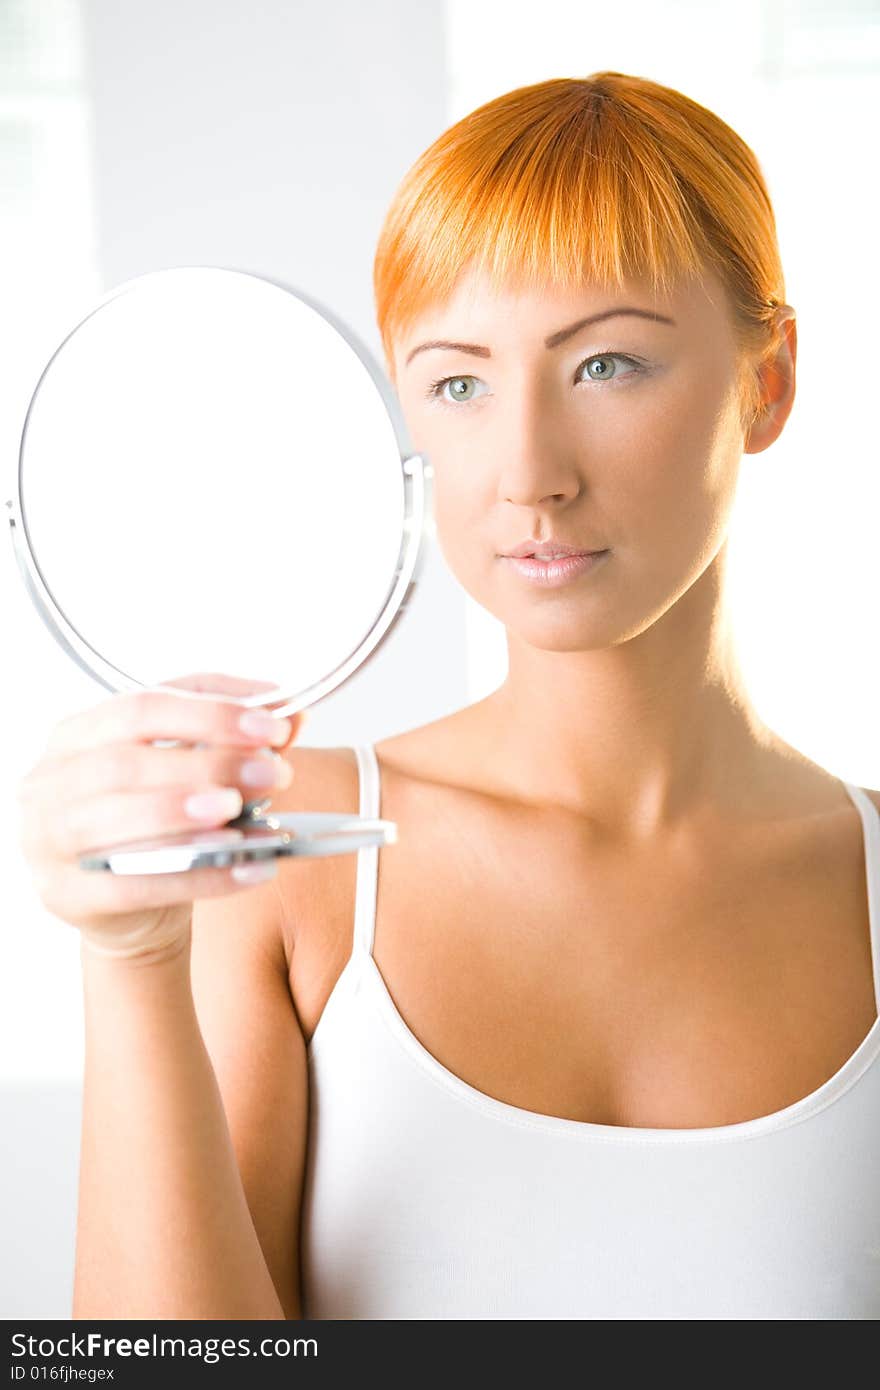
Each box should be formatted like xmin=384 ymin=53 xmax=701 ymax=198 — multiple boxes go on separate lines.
xmin=239 ymin=751 xmax=293 ymax=789
xmin=239 ymin=711 xmax=291 ymax=746
xmin=270 ymin=755 xmax=294 ymax=788
xmin=231 ymin=859 xmax=278 ymax=884
xmin=184 ymin=788 xmax=243 ymax=821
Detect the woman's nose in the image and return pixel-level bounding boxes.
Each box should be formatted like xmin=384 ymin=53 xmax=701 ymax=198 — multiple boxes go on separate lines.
xmin=496 ymin=422 xmax=583 ymax=507
xmin=493 ymin=380 xmax=584 ymax=506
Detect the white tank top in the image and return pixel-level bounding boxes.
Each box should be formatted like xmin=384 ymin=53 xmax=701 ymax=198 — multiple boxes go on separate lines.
xmin=300 ymin=744 xmax=880 ymax=1319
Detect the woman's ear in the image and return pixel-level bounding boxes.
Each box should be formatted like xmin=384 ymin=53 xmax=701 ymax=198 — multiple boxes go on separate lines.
xmin=743 ymin=308 xmax=797 ymax=455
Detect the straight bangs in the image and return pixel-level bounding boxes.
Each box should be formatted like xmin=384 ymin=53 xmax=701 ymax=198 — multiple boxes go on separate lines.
xmin=373 ymin=73 xmax=787 ymax=421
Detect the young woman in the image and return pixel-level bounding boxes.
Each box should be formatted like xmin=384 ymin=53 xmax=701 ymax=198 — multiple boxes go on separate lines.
xmin=21 ymin=72 xmax=879 ymax=1320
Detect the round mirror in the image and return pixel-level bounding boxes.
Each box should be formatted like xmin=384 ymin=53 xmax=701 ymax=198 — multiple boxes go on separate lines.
xmin=7 ymin=266 xmax=433 ymax=872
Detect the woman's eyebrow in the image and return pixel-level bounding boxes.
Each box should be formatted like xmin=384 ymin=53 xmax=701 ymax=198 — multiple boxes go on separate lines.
xmin=404 ymin=307 xmax=676 ymax=368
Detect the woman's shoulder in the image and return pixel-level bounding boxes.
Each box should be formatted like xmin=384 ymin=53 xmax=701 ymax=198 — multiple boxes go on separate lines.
xmin=278 ymin=714 xmax=467 ymax=796
xmin=279 ymin=700 xmax=492 ymax=792
xmin=270 ymin=720 xmax=468 ymax=957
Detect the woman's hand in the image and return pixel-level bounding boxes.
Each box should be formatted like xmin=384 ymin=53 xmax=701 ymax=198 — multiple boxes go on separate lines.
xmin=15 ymin=673 xmax=306 ymax=963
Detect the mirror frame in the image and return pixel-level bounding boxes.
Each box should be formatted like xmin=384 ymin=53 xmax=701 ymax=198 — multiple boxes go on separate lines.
xmin=5 ymin=265 xmax=434 ymax=717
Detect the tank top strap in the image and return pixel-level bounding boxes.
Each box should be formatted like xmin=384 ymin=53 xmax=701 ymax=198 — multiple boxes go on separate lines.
xmin=352 ymin=743 xmax=381 ymax=958
xmin=841 ymin=781 xmax=880 ymax=1012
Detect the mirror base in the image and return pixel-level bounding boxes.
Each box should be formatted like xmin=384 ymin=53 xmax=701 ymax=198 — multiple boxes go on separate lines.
xmin=77 ymin=810 xmax=397 ymax=874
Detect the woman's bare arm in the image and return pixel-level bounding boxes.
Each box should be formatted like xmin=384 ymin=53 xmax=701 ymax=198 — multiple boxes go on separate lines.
xmin=72 ymin=870 xmax=305 ymax=1320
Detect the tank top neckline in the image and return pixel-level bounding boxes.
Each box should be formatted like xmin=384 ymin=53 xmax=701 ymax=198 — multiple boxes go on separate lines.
xmin=307 ymin=744 xmax=880 ymax=1147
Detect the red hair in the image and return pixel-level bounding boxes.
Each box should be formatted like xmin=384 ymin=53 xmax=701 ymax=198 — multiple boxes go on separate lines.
xmin=373 ymin=72 xmax=789 ymax=424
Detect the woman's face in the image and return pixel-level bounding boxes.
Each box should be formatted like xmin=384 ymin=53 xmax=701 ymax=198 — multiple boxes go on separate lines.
xmin=391 ymin=265 xmax=762 ymax=652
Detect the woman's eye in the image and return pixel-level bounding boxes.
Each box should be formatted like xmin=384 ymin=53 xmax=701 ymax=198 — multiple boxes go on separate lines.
xmin=577 ymin=353 xmax=642 ymax=383
xmin=426 ymin=375 xmax=487 ymax=404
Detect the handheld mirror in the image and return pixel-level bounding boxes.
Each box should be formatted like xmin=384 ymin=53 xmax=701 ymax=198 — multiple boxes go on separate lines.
xmin=6 ymin=266 xmax=433 ymax=874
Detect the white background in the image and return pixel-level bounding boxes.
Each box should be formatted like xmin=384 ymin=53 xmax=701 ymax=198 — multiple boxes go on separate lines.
xmin=1 ymin=0 xmax=877 ymax=1317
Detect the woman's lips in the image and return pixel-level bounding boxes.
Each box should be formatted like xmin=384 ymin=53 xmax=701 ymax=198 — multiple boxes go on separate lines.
xmin=500 ymin=550 xmax=609 ymax=587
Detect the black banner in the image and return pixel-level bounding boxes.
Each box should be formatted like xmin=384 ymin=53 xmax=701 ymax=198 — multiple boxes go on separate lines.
xmin=4 ymin=1319 xmax=553 ymax=1384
